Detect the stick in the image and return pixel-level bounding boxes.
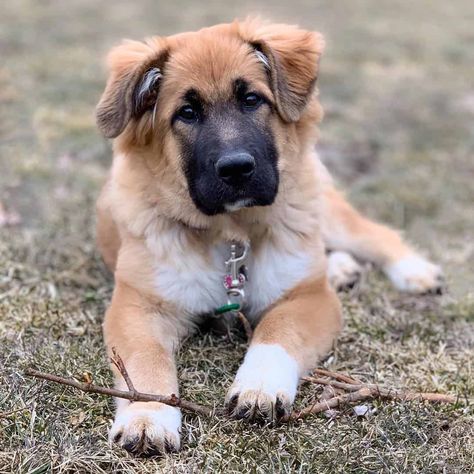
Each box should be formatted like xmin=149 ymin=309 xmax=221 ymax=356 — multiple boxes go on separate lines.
xmin=24 ymin=368 xmax=213 ymax=417
xmin=288 ymin=388 xmax=373 ymax=420
xmin=110 ymin=347 xmax=137 ymax=395
xmin=237 ymin=311 xmax=253 ymax=341
xmin=302 ymin=376 xmax=457 ymax=403
xmin=24 ymin=359 xmax=457 ymax=425
xmin=302 ymin=376 xmax=361 ymax=392
xmin=291 ymin=378 xmax=457 ymax=420
xmin=312 ymin=368 xmax=360 ymax=385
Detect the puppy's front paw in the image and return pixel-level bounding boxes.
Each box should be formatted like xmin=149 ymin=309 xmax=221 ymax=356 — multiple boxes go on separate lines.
xmin=327 ymin=251 xmax=362 ymax=291
xmin=226 ymin=344 xmax=299 ymax=422
xmin=384 ymin=254 xmax=444 ymax=294
xmin=110 ymin=402 xmax=181 ymax=456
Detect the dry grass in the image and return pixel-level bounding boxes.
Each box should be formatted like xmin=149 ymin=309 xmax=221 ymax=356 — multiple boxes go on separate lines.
xmin=1 ymin=0 xmax=473 ymax=472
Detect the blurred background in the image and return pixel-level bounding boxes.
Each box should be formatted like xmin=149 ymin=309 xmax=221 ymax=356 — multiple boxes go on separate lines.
xmin=1 ymin=0 xmax=473 ymax=295
xmin=1 ymin=1 xmax=473 ymax=472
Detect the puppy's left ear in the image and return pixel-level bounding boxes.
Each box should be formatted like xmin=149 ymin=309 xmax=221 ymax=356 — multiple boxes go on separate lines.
xmin=240 ymin=20 xmax=325 ymax=122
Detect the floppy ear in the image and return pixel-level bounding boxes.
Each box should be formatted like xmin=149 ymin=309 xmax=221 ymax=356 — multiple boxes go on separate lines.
xmin=239 ymin=20 xmax=325 ymax=122
xmin=96 ymin=39 xmax=168 ymax=138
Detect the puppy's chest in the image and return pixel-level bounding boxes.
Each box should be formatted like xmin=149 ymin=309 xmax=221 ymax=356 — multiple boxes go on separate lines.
xmin=152 ymin=241 xmax=313 ymax=319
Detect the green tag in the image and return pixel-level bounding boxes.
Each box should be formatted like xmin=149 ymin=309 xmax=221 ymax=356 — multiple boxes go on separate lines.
xmin=214 ymin=303 xmax=240 ymax=315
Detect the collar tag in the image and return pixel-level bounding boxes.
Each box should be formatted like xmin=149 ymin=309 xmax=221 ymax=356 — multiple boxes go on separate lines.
xmin=219 ymin=241 xmax=249 ymax=313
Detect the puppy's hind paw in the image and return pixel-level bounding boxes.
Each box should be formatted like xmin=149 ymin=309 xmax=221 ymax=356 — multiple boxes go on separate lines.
xmin=327 ymin=251 xmax=363 ymax=291
xmin=384 ymin=254 xmax=444 ymax=294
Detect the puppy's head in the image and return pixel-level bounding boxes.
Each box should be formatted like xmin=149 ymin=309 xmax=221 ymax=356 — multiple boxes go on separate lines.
xmin=96 ymin=19 xmax=324 ymax=216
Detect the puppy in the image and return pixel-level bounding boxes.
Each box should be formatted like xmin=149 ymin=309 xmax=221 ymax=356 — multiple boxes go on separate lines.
xmin=95 ymin=19 xmax=443 ymax=455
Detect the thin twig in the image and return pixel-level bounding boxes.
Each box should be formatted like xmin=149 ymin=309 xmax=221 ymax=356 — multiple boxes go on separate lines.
xmin=312 ymin=368 xmax=360 ymax=385
xmin=302 ymin=376 xmax=457 ymax=403
xmin=24 ymin=360 xmax=457 ymax=425
xmin=24 ymin=368 xmax=213 ymax=417
xmin=292 ymin=379 xmax=457 ymax=421
xmin=302 ymin=376 xmax=361 ymax=392
xmin=288 ymin=387 xmax=374 ymax=420
xmin=374 ymin=387 xmax=457 ymax=403
xmin=110 ymin=347 xmax=137 ymax=396
xmin=0 ymin=407 xmax=29 ymax=419
xmin=237 ymin=311 xmax=253 ymax=341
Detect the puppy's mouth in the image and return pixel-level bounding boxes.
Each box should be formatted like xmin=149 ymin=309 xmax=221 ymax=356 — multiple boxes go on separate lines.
xmin=224 ymin=198 xmax=255 ymax=213
xmin=189 ymin=181 xmax=277 ymax=216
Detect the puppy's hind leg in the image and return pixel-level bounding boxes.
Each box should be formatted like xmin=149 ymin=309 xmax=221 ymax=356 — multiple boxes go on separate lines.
xmin=320 ymin=187 xmax=444 ymax=294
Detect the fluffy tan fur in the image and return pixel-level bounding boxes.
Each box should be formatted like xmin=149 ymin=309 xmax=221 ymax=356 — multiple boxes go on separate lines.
xmin=96 ymin=19 xmax=442 ymax=455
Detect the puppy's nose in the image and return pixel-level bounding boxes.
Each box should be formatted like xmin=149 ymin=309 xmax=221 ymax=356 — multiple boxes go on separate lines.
xmin=215 ymin=153 xmax=255 ymax=184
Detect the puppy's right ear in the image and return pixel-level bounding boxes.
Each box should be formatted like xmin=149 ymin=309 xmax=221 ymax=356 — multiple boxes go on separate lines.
xmin=96 ymin=39 xmax=168 ymax=139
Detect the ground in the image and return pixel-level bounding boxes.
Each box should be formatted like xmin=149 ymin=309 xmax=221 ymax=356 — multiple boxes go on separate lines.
xmin=1 ymin=0 xmax=473 ymax=473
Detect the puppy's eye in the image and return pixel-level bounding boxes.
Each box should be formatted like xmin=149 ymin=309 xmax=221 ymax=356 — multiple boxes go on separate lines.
xmin=242 ymin=93 xmax=262 ymax=109
xmin=177 ymin=104 xmax=199 ymax=123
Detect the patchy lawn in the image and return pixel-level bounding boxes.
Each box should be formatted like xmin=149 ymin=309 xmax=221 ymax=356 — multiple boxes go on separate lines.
xmin=1 ymin=0 xmax=473 ymax=472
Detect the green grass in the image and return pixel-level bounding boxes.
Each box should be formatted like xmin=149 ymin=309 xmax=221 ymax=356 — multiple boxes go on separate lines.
xmin=1 ymin=0 xmax=473 ymax=472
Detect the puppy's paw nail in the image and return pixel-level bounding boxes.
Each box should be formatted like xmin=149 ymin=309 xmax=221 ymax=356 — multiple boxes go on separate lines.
xmin=226 ymin=394 xmax=239 ymax=415
xmin=226 ymin=389 xmax=292 ymax=422
xmin=384 ymin=254 xmax=444 ymax=294
xmin=110 ymin=403 xmax=181 ymax=456
xmin=275 ymin=396 xmax=289 ymax=419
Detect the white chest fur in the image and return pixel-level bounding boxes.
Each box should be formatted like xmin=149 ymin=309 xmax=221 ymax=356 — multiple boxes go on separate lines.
xmin=244 ymin=244 xmax=312 ymax=319
xmin=150 ymin=236 xmax=314 ymax=320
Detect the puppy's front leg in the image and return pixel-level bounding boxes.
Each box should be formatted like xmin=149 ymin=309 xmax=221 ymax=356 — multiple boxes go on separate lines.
xmin=227 ymin=277 xmax=342 ymax=421
xmin=103 ymin=281 xmax=184 ymax=456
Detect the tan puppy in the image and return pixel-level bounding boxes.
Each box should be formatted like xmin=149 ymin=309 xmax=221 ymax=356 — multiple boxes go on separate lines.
xmin=95 ymin=19 xmax=443 ymax=456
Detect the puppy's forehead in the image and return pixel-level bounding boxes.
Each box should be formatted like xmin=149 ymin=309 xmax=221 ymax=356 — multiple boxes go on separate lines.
xmin=164 ymin=31 xmax=269 ymax=101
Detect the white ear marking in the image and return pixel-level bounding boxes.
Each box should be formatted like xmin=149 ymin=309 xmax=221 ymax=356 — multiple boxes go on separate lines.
xmin=136 ymin=67 xmax=162 ymax=112
xmin=255 ymin=50 xmax=270 ymax=70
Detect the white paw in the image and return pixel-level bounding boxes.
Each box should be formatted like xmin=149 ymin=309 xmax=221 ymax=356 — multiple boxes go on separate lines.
xmin=226 ymin=344 xmax=299 ymax=421
xmin=327 ymin=251 xmax=362 ymax=290
xmin=384 ymin=254 xmax=444 ymax=294
xmin=110 ymin=402 xmax=181 ymax=456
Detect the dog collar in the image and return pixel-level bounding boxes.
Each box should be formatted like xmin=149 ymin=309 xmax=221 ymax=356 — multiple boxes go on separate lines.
xmin=214 ymin=241 xmax=249 ymax=316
